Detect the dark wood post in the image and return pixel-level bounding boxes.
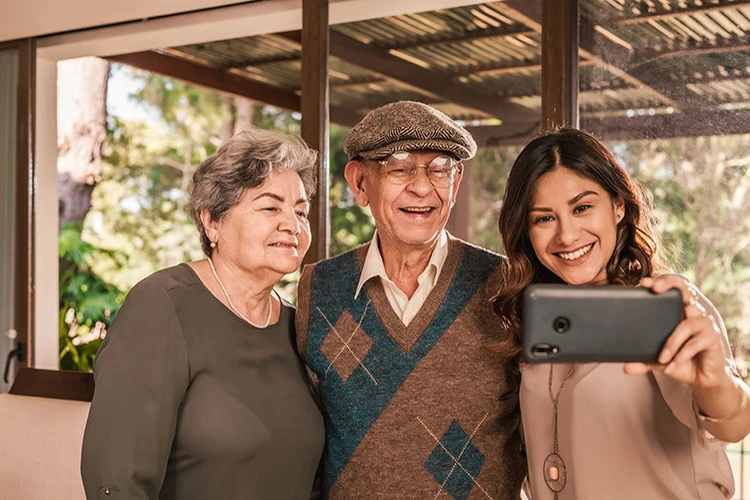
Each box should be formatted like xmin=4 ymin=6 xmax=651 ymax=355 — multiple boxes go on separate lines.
xmin=542 ymin=0 xmax=579 ymax=130
xmin=15 ymin=38 xmax=35 ymax=370
xmin=301 ymin=0 xmax=330 ymax=264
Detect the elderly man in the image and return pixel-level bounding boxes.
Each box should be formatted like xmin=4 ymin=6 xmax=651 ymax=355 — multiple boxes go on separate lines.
xmin=296 ymin=101 xmax=526 ymax=499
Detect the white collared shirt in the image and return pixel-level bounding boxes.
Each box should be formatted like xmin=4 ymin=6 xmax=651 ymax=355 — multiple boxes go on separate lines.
xmin=354 ymin=231 xmax=449 ymax=326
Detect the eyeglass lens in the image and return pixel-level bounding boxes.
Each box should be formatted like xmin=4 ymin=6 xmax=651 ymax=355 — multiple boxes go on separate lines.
xmin=382 ymin=152 xmax=458 ymax=186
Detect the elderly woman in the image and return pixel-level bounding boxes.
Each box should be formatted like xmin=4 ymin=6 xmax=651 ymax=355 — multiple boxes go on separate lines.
xmin=81 ymin=127 xmax=325 ymax=499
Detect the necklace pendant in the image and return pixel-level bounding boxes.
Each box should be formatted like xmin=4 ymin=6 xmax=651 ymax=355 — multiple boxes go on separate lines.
xmin=543 ymin=453 xmax=567 ymax=492
xmin=549 ymin=465 xmax=559 ymax=481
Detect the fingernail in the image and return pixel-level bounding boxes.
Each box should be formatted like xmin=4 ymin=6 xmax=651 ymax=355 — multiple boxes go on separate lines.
xmin=659 ymin=349 xmax=671 ymax=364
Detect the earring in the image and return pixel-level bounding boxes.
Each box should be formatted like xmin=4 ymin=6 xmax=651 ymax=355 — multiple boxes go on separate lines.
xmin=210 ymin=241 xmax=216 ymax=248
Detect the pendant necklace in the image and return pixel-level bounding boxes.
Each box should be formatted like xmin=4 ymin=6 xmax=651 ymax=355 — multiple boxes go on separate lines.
xmin=207 ymin=257 xmax=273 ymax=328
xmin=544 ymin=362 xmax=575 ymax=499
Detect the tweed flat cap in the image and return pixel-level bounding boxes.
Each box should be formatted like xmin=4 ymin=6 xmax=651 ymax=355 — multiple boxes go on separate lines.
xmin=344 ymin=101 xmax=477 ymax=161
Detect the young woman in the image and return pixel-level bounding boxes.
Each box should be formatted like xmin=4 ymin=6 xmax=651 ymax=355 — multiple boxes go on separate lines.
xmin=493 ymin=128 xmax=750 ymax=499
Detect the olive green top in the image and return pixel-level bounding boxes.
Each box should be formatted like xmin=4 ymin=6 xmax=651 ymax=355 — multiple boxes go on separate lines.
xmin=81 ymin=263 xmax=324 ymax=500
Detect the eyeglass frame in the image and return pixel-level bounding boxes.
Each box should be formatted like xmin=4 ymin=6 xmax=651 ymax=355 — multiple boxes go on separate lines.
xmin=365 ymin=151 xmax=464 ymax=188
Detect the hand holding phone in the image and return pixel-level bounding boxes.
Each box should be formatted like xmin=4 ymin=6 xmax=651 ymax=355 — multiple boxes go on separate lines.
xmin=522 ymin=284 xmax=683 ymax=363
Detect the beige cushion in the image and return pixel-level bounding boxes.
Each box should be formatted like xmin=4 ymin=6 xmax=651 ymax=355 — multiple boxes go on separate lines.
xmin=0 ymin=393 xmax=90 ymax=499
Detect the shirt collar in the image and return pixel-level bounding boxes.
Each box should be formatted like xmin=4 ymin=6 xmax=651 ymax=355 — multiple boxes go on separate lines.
xmin=354 ymin=230 xmax=449 ymax=299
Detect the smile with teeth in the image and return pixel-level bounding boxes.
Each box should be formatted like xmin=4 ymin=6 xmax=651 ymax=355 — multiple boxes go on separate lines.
xmin=556 ymin=243 xmax=594 ymax=261
xmin=270 ymin=242 xmax=297 ymax=248
xmin=401 ymin=207 xmax=433 ymax=213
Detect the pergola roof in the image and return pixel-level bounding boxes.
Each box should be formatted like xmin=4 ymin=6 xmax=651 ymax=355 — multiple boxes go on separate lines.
xmin=109 ymin=0 xmax=750 ymax=144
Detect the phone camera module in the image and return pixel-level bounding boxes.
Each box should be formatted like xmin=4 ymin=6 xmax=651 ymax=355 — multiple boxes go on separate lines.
xmin=553 ymin=316 xmax=570 ymax=334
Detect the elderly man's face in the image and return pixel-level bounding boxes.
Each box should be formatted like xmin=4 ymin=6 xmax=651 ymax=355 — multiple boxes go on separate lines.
xmin=345 ymin=150 xmax=462 ymax=254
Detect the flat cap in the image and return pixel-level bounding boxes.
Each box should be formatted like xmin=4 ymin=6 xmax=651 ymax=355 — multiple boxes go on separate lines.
xmin=344 ymin=101 xmax=477 ymax=161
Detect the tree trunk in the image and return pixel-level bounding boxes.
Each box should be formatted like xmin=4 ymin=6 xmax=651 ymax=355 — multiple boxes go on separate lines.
xmin=219 ymin=95 xmax=234 ymax=142
xmin=233 ymin=97 xmax=254 ymax=133
xmin=57 ymin=57 xmax=110 ymax=230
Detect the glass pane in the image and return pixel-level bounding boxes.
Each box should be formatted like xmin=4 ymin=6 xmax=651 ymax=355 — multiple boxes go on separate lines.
xmin=457 ymin=1 xmax=543 ymax=251
xmin=0 ymin=47 xmax=19 ymax=393
xmin=582 ymin=1 xmax=750 ymax=496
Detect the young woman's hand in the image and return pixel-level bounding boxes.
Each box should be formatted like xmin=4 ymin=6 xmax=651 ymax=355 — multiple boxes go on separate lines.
xmin=625 ymin=275 xmax=750 ymax=443
xmin=624 ymin=275 xmax=726 ymax=388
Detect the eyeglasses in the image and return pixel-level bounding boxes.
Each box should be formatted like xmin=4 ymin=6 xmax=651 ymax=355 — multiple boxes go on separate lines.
xmin=373 ymin=151 xmax=462 ymax=188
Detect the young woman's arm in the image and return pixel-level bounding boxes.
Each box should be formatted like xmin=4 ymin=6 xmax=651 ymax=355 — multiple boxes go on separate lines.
xmin=625 ymin=275 xmax=750 ymax=443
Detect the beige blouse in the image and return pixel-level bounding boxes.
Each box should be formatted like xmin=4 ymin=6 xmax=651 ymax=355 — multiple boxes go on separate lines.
xmin=520 ymin=361 xmax=735 ymax=499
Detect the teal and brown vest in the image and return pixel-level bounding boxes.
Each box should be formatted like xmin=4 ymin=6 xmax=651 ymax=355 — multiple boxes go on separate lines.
xmin=296 ymin=237 xmax=526 ymax=499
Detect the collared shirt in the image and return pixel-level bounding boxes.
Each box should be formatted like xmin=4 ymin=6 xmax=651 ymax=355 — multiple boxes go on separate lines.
xmin=354 ymin=231 xmax=449 ymax=326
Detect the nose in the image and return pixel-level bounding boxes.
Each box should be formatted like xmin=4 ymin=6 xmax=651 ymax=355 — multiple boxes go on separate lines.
xmin=555 ymin=215 xmax=580 ymax=247
xmin=406 ymin=166 xmax=434 ymax=195
xmin=279 ymin=208 xmax=301 ymax=235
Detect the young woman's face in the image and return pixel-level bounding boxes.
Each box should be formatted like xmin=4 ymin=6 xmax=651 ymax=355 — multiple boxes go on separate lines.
xmin=527 ymin=167 xmax=624 ymax=285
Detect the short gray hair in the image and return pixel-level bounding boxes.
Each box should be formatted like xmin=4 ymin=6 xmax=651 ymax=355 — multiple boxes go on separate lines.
xmin=188 ymin=127 xmax=318 ymax=256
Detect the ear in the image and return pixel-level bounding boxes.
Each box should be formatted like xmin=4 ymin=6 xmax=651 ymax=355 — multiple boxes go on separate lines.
xmin=200 ymin=208 xmax=220 ymax=244
xmin=614 ymin=196 xmax=625 ymax=223
xmin=448 ymin=165 xmax=465 ymax=207
xmin=344 ymin=160 xmax=370 ymax=207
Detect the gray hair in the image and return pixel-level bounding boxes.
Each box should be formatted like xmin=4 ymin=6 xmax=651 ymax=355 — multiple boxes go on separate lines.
xmin=188 ymin=127 xmax=318 ymax=256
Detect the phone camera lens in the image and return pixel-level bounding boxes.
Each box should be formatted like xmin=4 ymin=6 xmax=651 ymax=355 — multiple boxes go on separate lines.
xmin=553 ymin=316 xmax=570 ymax=334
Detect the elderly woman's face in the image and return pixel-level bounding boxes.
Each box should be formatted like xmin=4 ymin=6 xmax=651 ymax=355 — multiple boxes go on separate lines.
xmin=212 ymin=170 xmax=311 ymax=278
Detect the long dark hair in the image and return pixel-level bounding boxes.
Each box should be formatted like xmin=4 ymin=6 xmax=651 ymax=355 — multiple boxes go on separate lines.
xmin=492 ymin=128 xmax=665 ymax=366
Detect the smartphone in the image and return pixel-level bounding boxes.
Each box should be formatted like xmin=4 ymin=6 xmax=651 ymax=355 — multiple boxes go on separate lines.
xmin=522 ymin=284 xmax=683 ymax=363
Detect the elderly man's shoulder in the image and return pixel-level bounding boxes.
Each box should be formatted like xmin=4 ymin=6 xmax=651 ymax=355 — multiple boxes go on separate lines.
xmin=299 ymin=242 xmax=370 ymax=280
xmin=453 ymin=237 xmax=506 ymax=268
xmin=450 ymin=238 xmax=509 ymax=297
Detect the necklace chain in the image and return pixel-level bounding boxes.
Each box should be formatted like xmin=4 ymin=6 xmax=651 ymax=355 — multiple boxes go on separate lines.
xmin=207 ymin=257 xmax=273 ymax=328
xmin=549 ymin=363 xmax=575 ymax=454
xmin=545 ymin=362 xmax=576 ymax=499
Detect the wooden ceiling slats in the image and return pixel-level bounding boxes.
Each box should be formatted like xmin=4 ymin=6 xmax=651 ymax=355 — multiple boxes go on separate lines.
xmin=105 ymin=0 xmax=750 ymax=140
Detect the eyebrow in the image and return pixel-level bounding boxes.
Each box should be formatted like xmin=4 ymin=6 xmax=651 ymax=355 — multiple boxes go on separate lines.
xmin=253 ymin=192 xmax=309 ymax=205
xmin=530 ymin=190 xmax=599 ymax=212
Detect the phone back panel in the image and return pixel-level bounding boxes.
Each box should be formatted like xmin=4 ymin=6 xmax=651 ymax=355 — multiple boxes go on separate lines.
xmin=522 ymin=284 xmax=683 ymax=363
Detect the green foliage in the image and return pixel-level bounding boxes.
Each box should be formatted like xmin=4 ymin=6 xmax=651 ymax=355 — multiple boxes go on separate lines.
xmin=329 ymin=123 xmax=374 ymax=256
xmin=59 ymin=223 xmax=126 ymax=372
xmin=467 ymin=145 xmax=523 ymax=253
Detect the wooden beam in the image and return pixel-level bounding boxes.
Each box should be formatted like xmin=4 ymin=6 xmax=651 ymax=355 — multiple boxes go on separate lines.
xmin=300 ymin=0 xmax=330 ymax=263
xmin=582 ymin=108 xmax=750 ymax=141
xmin=626 ymin=61 xmax=715 ymax=112
xmin=108 ymin=51 xmax=300 ymax=110
xmin=636 ymin=39 xmax=750 ymax=64
xmin=542 ymin=0 xmax=579 ymax=129
xmin=330 ymin=76 xmax=385 ymax=88
xmin=460 ymin=60 xmax=540 ymax=78
xmin=468 ymin=108 xmax=750 ymax=145
xmin=278 ymin=30 xmax=532 ymax=124
xmin=330 ymin=107 xmax=362 ymax=129
xmin=107 ymin=50 xmax=362 ymax=128
xmin=466 ymin=121 xmax=541 ymax=148
xmin=384 ymin=25 xmax=537 ymax=50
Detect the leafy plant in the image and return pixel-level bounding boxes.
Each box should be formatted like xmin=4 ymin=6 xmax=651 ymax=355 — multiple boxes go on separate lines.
xmin=59 ymin=223 xmax=126 ymax=372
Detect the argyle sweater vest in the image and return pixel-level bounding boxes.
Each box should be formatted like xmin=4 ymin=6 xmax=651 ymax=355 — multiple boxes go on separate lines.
xmin=296 ymin=237 xmax=526 ymax=499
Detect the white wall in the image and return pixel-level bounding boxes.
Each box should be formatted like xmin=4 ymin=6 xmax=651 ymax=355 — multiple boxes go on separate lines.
xmin=0 ymin=0 xmax=246 ymax=42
